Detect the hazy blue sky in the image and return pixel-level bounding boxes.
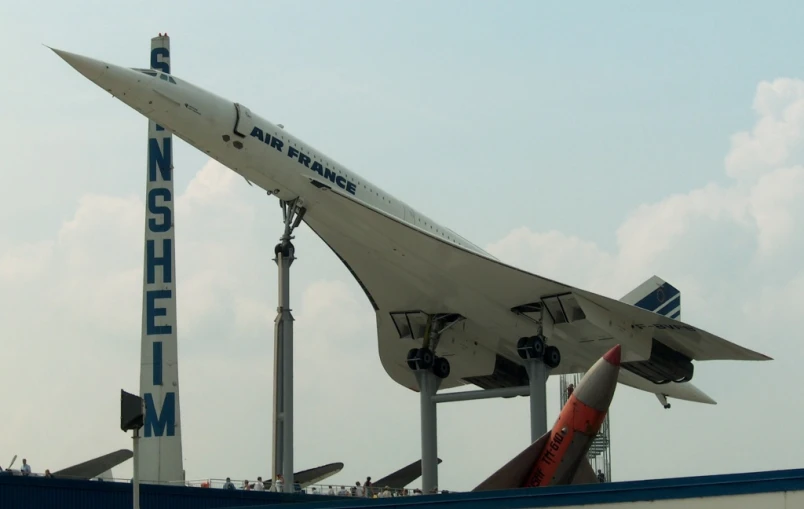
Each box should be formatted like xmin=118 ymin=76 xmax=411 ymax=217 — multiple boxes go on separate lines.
xmin=2 ymin=0 xmax=803 ymax=493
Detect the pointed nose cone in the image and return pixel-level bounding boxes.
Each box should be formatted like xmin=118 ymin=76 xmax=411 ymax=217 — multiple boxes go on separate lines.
xmin=49 ymin=47 xmax=164 ymax=119
xmin=603 ymin=344 xmax=621 ymax=366
xmin=572 ymin=344 xmax=622 ymax=412
xmin=49 ymin=47 xmax=108 ymax=82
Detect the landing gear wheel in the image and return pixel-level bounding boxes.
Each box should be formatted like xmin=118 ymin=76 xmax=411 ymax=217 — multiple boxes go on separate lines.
xmin=433 ymin=357 xmax=451 ymax=379
xmin=517 ymin=335 xmax=546 ymax=360
xmin=543 ymin=346 xmax=561 ymax=369
xmin=530 ymin=335 xmax=546 ymax=359
xmin=419 ymin=348 xmax=434 ymax=370
xmin=406 ymin=349 xmax=420 ymax=370
xmin=274 ymin=241 xmax=295 ymax=258
xmin=406 ymin=348 xmax=435 ymax=371
xmin=516 ymin=337 xmax=530 ymax=359
xmin=664 ymin=404 xmax=671 ymax=410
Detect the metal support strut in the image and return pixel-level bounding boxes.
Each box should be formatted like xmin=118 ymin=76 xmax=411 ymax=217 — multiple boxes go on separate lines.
xmin=416 ymin=370 xmax=441 ymax=494
xmin=271 ymin=198 xmax=306 ymax=493
xmin=516 ymin=313 xmax=561 ymax=444
xmin=524 ymin=359 xmax=548 ymax=442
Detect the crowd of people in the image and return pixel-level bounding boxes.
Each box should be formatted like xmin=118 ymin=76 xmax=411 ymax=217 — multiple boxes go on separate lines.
xmin=215 ymin=475 xmax=439 ymax=496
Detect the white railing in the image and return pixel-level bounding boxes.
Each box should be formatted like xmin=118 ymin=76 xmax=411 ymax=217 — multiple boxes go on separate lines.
xmin=187 ymin=479 xmax=445 ymax=496
xmin=2 ymin=471 xmax=451 ymax=496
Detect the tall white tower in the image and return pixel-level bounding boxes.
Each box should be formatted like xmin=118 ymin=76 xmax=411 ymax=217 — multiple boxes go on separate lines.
xmin=138 ymin=33 xmax=184 ymax=484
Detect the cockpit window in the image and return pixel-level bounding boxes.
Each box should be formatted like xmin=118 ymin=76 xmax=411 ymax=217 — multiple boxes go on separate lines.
xmin=158 ymin=73 xmax=177 ymax=84
xmin=131 ymin=68 xmax=176 ymax=84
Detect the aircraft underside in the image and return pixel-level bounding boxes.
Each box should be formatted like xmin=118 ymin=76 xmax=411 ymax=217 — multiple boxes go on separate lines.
xmin=295 ymin=179 xmax=723 ymax=404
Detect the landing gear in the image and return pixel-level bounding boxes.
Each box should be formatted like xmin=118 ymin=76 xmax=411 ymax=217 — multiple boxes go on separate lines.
xmin=517 ymin=335 xmax=545 ymax=359
xmin=544 ymin=346 xmax=561 ymax=369
xmin=404 ymin=314 xmax=457 ymax=494
xmin=406 ymin=313 xmax=454 ymax=381
xmin=516 ymin=334 xmax=562 ymax=370
xmin=407 ymin=348 xmax=450 ymax=378
xmin=433 ymin=356 xmax=451 ymax=379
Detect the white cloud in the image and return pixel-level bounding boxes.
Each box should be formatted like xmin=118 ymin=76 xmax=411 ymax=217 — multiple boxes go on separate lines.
xmin=748 ymin=166 xmax=804 ymax=257
xmin=726 ymin=78 xmax=804 ymax=179
xmin=3 ymin=77 xmax=804 ymax=494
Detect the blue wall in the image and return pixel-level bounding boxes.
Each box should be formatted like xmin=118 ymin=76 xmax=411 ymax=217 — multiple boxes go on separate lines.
xmin=2 ymin=468 xmax=804 ymax=509
xmin=0 ymin=475 xmax=339 ymax=508
xmin=220 ymin=468 xmax=804 ymax=509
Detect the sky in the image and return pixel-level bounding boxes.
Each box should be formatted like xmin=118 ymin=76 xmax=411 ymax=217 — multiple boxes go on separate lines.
xmin=1 ymin=0 xmax=804 ymax=493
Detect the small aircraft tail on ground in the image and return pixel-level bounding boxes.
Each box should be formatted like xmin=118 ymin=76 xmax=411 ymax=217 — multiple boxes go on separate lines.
xmin=294 ymin=462 xmax=345 ymax=487
xmin=52 ymin=449 xmax=133 ymax=480
xmin=372 ymin=458 xmax=444 ymax=490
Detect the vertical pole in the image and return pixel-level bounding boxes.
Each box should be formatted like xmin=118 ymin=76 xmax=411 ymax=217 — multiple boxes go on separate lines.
xmin=271 ymin=312 xmax=284 ymax=489
xmin=279 ymin=246 xmax=295 ymax=492
xmin=132 ymin=429 xmax=140 ymax=509
xmin=417 ymin=370 xmax=440 ymax=493
xmin=525 ymin=360 xmax=548 ymax=442
xmin=272 ymin=201 xmax=300 ymax=494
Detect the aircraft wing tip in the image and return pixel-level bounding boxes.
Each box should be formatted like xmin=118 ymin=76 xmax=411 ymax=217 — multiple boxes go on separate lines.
xmin=743 ymin=351 xmax=773 ymax=361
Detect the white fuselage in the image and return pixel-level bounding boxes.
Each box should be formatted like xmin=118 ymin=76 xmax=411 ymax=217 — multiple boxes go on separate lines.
xmin=130 ymin=68 xmax=491 ymax=260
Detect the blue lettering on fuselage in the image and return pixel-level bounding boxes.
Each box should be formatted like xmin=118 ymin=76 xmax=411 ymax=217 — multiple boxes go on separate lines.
xmin=144 ymin=42 xmax=177 ymax=439
xmin=249 ymin=126 xmax=357 ymax=195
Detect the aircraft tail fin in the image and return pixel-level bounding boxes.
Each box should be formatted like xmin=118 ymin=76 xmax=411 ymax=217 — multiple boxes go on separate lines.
xmin=620 ymin=275 xmax=681 ymax=320
xmin=96 ymin=468 xmax=115 ymax=481
xmin=294 ymin=462 xmax=344 ymax=488
xmin=52 ymin=449 xmax=133 ymax=480
xmin=373 ymin=458 xmax=443 ymax=490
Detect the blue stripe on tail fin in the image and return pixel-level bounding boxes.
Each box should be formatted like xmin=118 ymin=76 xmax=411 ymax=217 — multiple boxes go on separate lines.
xmin=620 ymin=276 xmax=681 ymax=319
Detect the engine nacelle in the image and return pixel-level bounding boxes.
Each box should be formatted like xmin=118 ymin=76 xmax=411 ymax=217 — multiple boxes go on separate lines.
xmin=621 ymin=339 xmax=694 ymax=384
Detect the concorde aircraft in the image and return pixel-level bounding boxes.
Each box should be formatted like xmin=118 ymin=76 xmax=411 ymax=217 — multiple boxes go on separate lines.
xmin=50 ymin=48 xmax=771 ymax=408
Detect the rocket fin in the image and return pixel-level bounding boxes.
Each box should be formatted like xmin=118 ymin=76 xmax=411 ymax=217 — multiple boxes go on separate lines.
xmin=472 ymin=432 xmax=551 ymax=492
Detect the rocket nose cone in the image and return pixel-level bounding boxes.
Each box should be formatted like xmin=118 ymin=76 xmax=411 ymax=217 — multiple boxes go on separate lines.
xmin=603 ymin=344 xmax=621 ymax=366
